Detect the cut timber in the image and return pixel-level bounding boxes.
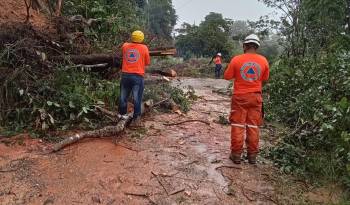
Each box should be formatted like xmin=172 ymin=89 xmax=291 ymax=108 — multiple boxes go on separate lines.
xmin=51 ymin=100 xmax=153 ymax=152
xmin=151 ymin=69 xmax=177 ymax=77
xmin=51 ymin=54 xmax=117 ymax=66
xmin=144 ymin=75 xmax=171 ymax=85
xmin=50 ymin=48 xmax=176 ymax=66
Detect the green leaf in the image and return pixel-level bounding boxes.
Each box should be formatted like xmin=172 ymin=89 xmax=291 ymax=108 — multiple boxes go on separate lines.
xmin=339 ymin=97 xmax=349 ymax=110
xmin=47 ymin=101 xmax=53 ymax=106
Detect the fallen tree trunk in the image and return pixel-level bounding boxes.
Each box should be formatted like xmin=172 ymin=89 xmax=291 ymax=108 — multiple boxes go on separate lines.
xmin=151 ymin=69 xmax=177 ymax=77
xmin=50 ymin=49 xmax=176 ymax=66
xmin=144 ymin=75 xmax=171 ymax=85
xmin=51 ymin=100 xmax=153 ymax=152
xmin=51 ymin=54 xmax=117 ymax=66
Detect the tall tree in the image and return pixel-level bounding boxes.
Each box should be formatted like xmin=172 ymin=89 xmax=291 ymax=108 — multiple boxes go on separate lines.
xmin=147 ymin=0 xmax=177 ymax=40
xmin=176 ymin=12 xmax=234 ymax=58
xmin=259 ymin=0 xmax=350 ymax=57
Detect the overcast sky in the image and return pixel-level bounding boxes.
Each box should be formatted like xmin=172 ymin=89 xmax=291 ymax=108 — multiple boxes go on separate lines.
xmin=172 ymin=0 xmax=279 ymax=27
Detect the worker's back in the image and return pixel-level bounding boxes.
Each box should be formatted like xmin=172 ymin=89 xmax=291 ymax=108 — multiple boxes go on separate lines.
xmin=122 ymin=42 xmax=150 ymax=76
xmin=224 ymin=53 xmax=269 ymax=94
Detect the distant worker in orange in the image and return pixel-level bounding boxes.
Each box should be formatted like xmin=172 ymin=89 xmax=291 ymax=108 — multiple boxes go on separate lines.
xmin=224 ymin=34 xmax=269 ymax=164
xmin=119 ymin=30 xmax=151 ymax=126
xmin=213 ymin=53 xmax=223 ymax=78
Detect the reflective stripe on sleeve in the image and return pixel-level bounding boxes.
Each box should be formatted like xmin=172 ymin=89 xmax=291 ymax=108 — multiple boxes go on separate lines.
xmin=247 ymin=124 xmax=259 ymax=129
xmin=231 ymin=123 xmax=246 ymax=128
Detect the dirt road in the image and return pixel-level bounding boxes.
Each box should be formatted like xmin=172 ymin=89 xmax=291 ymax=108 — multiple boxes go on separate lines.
xmin=0 ymin=78 xmax=285 ymax=205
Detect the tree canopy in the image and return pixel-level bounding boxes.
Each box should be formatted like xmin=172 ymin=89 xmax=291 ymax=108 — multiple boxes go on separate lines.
xmin=175 ymin=12 xmax=234 ymax=59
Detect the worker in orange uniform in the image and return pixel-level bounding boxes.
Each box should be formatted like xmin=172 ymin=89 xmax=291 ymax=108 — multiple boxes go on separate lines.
xmin=224 ymin=34 xmax=269 ymax=164
xmin=214 ymin=53 xmax=223 ymax=78
xmin=119 ymin=30 xmax=151 ymax=126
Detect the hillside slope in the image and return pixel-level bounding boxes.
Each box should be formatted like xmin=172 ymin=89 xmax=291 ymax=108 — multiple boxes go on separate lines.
xmin=0 ymin=0 xmax=49 ymax=27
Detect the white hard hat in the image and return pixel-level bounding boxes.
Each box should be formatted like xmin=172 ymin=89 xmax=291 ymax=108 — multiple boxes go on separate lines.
xmin=217 ymin=53 xmax=222 ymax=56
xmin=243 ymin=34 xmax=260 ymax=47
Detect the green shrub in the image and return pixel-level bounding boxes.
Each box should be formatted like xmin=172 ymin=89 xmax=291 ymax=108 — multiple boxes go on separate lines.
xmin=267 ymin=52 xmax=350 ymax=190
xmin=1 ymin=68 xmax=120 ymax=134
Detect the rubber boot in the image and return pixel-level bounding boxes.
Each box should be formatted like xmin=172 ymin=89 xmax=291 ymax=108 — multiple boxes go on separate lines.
xmin=247 ymin=154 xmax=257 ymax=164
xmin=229 ymin=153 xmax=241 ymax=164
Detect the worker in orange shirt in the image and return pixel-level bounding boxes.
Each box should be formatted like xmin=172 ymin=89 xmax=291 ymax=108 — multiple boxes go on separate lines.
xmin=224 ymin=34 xmax=269 ymax=164
xmin=214 ymin=53 xmax=223 ymax=78
xmin=119 ymin=30 xmax=151 ymax=126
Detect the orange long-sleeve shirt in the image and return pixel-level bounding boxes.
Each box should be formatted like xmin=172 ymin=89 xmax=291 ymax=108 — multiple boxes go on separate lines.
xmin=224 ymin=53 xmax=269 ymax=94
xmin=122 ymin=42 xmax=151 ymax=76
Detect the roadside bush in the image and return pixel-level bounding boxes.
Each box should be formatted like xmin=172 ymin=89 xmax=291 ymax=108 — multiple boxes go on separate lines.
xmin=266 ymin=52 xmax=350 ymax=189
xmin=1 ymin=67 xmax=120 ymax=134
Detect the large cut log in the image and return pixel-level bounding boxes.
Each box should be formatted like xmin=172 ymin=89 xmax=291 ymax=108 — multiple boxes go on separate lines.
xmin=50 ymin=48 xmax=176 ymax=66
xmin=144 ymin=75 xmax=171 ymax=85
xmin=151 ymin=69 xmax=177 ymax=77
xmin=51 ymin=100 xmax=153 ymax=152
xmin=51 ymin=54 xmax=117 ymax=66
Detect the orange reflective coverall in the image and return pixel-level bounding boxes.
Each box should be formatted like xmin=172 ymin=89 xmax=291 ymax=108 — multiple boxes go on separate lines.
xmin=224 ymin=53 xmax=269 ymax=155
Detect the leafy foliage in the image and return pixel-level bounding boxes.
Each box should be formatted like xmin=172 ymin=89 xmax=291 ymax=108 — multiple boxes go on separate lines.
xmin=261 ymin=0 xmax=350 ymax=191
xmin=62 ymin=0 xmax=177 ymax=49
xmin=267 ymin=54 xmax=350 ymax=184
xmin=175 ymin=12 xmax=234 ymax=60
xmin=1 ymin=66 xmax=121 ymax=134
xmin=63 ymin=0 xmax=146 ymax=49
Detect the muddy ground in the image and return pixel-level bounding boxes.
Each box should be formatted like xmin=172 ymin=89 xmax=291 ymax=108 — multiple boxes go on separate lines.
xmin=0 ymin=78 xmax=340 ymax=205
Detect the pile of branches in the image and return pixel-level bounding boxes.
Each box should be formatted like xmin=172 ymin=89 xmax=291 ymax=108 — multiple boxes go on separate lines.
xmin=0 ymin=21 xmax=105 ymax=131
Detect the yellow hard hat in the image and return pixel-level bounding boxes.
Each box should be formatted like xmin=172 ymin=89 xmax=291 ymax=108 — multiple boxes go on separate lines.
xmin=131 ymin=30 xmax=145 ymax=43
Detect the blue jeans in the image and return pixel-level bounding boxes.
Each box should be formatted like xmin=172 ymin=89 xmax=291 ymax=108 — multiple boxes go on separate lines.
xmin=215 ymin=64 xmax=222 ymax=78
xmin=119 ymin=73 xmax=144 ymax=118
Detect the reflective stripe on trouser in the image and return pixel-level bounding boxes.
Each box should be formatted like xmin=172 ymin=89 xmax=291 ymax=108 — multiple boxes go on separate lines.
xmin=230 ymin=93 xmax=263 ymax=155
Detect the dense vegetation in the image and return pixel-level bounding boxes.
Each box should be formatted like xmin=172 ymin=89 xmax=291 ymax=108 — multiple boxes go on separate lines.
xmin=260 ymin=0 xmax=350 ymax=191
xmin=62 ymin=0 xmax=177 ymax=49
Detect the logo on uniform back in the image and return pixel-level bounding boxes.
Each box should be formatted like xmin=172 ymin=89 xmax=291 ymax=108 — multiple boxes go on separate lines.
xmin=240 ymin=62 xmax=261 ymax=82
xmin=126 ymin=49 xmax=140 ymax=63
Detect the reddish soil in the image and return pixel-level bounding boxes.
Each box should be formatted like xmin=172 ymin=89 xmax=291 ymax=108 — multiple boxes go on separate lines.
xmin=0 ymin=0 xmax=50 ymax=27
xmin=0 ymin=78 xmax=341 ymax=205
